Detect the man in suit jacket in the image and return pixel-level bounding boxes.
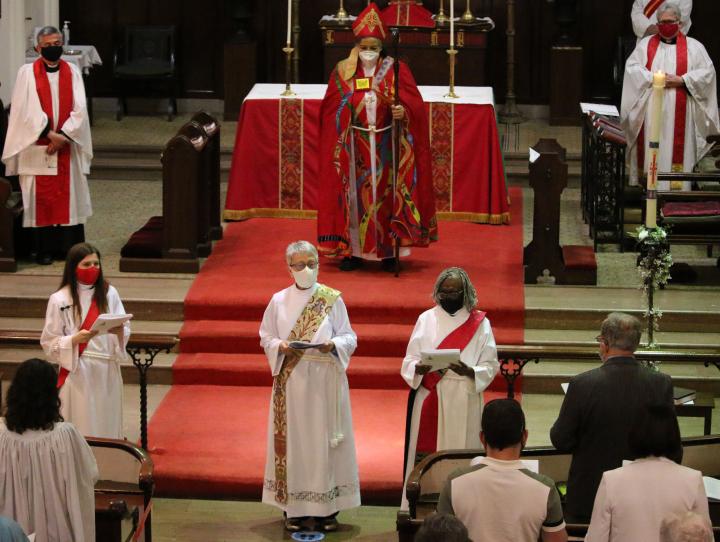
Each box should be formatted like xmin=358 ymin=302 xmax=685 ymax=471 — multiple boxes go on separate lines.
xmin=550 ymin=312 xmax=674 ymax=522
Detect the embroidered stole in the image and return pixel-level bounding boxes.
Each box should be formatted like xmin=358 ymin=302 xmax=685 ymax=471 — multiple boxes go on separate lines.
xmin=638 ymin=34 xmax=688 ymax=190
xmin=415 ymin=310 xmax=486 ymax=455
xmin=272 ymin=284 xmax=341 ymax=505
xmin=643 ymin=0 xmax=664 ymax=18
xmin=57 ymin=297 xmax=99 ymax=389
xmin=33 ymin=59 xmax=73 ymax=226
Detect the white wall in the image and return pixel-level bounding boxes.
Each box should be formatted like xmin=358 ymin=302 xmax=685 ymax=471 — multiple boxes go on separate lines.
xmin=0 ymin=0 xmax=27 ymax=104
xmin=26 ymin=0 xmax=59 ymax=30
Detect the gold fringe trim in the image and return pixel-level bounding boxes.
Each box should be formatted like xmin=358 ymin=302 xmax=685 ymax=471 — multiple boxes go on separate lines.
xmin=436 ymin=211 xmax=511 ymax=224
xmin=223 ymin=208 xmax=317 ymax=221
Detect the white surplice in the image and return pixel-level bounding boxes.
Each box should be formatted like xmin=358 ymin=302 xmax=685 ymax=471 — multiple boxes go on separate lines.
xmin=621 ymin=35 xmax=720 ymax=188
xmin=631 ymin=0 xmax=692 ymax=40
xmin=259 ymin=282 xmax=361 ymax=518
xmin=1 ymin=61 xmax=92 ymax=227
xmin=399 ymin=305 xmax=499 ymax=510
xmin=0 ymin=420 xmax=99 ymax=542
xmin=41 ymin=284 xmax=130 ymax=439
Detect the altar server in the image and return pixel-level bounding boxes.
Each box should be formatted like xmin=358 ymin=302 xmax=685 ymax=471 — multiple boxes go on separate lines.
xmin=621 ymin=2 xmax=719 ymax=189
xmin=1 ymin=26 xmax=92 ymax=265
xmin=400 ymin=267 xmax=499 ymax=509
xmin=0 ymin=358 xmax=98 ymax=542
xmin=41 ymin=242 xmax=129 ymax=438
xmin=259 ymin=240 xmax=361 ymax=532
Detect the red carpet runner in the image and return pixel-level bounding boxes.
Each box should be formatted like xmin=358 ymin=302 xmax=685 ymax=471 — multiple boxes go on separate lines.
xmin=148 ymin=187 xmax=524 ymax=502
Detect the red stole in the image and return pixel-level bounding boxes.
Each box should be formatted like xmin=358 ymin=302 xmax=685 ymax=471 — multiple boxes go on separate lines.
xmin=638 ymin=34 xmax=688 ymax=174
xmin=33 ymin=59 xmax=73 ymax=226
xmin=57 ymin=297 xmax=99 ymax=389
xmin=643 ymin=0 xmax=664 ymax=18
xmin=415 ymin=310 xmax=486 ymax=454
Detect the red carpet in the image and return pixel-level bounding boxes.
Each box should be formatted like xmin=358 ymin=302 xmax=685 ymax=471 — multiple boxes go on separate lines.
xmin=148 ymin=187 xmax=524 ymax=502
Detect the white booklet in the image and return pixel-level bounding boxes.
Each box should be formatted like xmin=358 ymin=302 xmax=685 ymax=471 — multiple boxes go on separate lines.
xmin=18 ymin=145 xmax=58 ymax=175
xmin=288 ymin=341 xmax=326 ymax=350
xmin=89 ymin=313 xmax=133 ymax=334
xmin=420 ymin=349 xmax=461 ymax=372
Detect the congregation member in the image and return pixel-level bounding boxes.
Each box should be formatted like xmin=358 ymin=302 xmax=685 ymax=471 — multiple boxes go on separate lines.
xmin=41 ymin=242 xmax=130 ymax=438
xmin=661 ymin=512 xmax=714 ymax=542
xmin=1 ymin=26 xmax=92 ymax=265
xmin=585 ymin=403 xmax=711 ymax=542
xmin=0 ymin=517 xmax=30 ymax=542
xmin=317 ymin=2 xmax=437 ymax=272
xmin=400 ymin=267 xmax=499 ymax=509
xmin=632 ymin=0 xmax=692 ymax=39
xmin=550 ymin=312 xmax=674 ymax=522
xmin=437 ymin=399 xmax=568 ymax=542
xmin=414 ymin=514 xmax=471 ymax=542
xmin=621 ymin=2 xmax=719 ymax=189
xmin=259 ymin=240 xmax=360 ymax=532
xmin=0 ymin=358 xmax=98 ymax=542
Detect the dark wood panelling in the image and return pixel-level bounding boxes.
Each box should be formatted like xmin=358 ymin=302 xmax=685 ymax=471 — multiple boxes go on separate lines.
xmin=61 ymin=0 xmax=720 ymax=104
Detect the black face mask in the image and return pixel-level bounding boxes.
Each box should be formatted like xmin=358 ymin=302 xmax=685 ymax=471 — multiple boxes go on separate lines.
xmin=40 ymin=45 xmax=64 ymax=62
xmin=440 ymin=297 xmax=464 ymax=315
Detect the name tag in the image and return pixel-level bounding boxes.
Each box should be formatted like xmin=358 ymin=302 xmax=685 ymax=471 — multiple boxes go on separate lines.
xmin=355 ymin=78 xmax=371 ymax=90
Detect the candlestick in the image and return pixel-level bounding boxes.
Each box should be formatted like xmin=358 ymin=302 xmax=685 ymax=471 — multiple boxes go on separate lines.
xmin=445 ymin=49 xmax=459 ymax=98
xmin=436 ymin=0 xmax=449 ymax=24
xmin=461 ymin=0 xmax=474 ymax=22
xmin=645 ymin=70 xmax=665 ymax=227
xmin=281 ymin=45 xmax=296 ymax=96
xmin=286 ymin=0 xmax=292 ymax=43
xmin=336 ymin=0 xmax=348 ymax=20
xmin=450 ymin=0 xmax=454 ymax=48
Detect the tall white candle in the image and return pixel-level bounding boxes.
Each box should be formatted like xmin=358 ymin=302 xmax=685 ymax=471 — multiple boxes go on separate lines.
xmin=450 ymin=0 xmax=454 ymax=48
xmin=645 ymin=70 xmax=665 ymax=228
xmin=286 ymin=0 xmax=292 ymax=44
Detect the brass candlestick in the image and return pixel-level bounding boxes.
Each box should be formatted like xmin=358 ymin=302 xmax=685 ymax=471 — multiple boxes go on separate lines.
xmin=336 ymin=0 xmax=348 ymax=20
xmin=445 ymin=48 xmax=459 ymax=98
xmin=461 ymin=0 xmax=474 ymax=22
xmin=281 ymin=45 xmax=296 ymax=96
xmin=436 ymin=0 xmax=449 ymax=24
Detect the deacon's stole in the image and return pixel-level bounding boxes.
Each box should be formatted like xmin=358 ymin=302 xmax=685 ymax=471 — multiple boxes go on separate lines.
xmin=271 ymin=284 xmax=341 ymax=505
xmin=643 ymin=0 xmax=664 ymax=19
xmin=57 ymin=297 xmax=100 ymax=389
xmin=317 ymin=58 xmax=437 ymax=258
xmin=638 ymin=33 xmax=689 ymax=189
xmin=415 ymin=310 xmax=486 ymax=455
xmin=33 ymin=59 xmax=73 ymax=226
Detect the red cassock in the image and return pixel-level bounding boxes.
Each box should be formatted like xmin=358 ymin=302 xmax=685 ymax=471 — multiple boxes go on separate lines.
xmin=317 ymin=57 xmax=437 ymax=259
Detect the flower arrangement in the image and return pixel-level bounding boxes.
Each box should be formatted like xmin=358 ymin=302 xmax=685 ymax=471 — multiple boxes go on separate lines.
xmin=636 ymin=225 xmax=672 ymax=348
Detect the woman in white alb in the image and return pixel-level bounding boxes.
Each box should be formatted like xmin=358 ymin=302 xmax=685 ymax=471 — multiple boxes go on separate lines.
xmin=41 ymin=242 xmax=130 ymax=438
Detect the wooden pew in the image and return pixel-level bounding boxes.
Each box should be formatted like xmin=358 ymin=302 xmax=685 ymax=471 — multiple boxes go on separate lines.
xmin=88 ymin=437 xmax=154 ymax=542
xmin=399 ymin=435 xmax=720 ymax=541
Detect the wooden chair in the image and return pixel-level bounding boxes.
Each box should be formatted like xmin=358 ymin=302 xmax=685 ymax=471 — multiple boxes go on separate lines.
xmin=88 ymin=437 xmax=154 ymax=542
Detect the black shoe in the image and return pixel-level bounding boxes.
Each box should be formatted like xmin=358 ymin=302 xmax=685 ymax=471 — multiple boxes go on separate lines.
xmin=381 ymin=257 xmax=397 ymax=272
xmin=35 ymin=252 xmax=53 ymax=265
xmin=339 ymin=256 xmax=363 ymax=271
xmin=318 ymin=515 xmax=338 ymax=532
xmin=284 ymin=515 xmax=302 ymax=532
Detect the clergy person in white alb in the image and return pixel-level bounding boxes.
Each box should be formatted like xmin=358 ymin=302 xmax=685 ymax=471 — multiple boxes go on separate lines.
xmin=400 ymin=267 xmax=499 ymax=510
xmin=259 ymin=241 xmax=360 ymax=533
xmin=1 ymin=26 xmax=92 ymax=264
xmin=631 ymin=0 xmax=691 ymax=40
xmin=621 ymin=2 xmax=719 ymax=190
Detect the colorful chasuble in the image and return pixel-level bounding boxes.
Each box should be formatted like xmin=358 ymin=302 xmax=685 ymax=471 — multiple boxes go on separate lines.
xmin=643 ymin=0 xmax=664 ymax=18
xmin=317 ymin=57 xmax=437 ymax=258
xmin=57 ymin=297 xmax=99 ymax=389
xmin=33 ymin=59 xmax=73 ymax=226
xmin=271 ymin=284 xmax=341 ymax=505
xmin=638 ymin=34 xmax=689 ymax=190
xmin=415 ymin=310 xmax=486 ymax=455
xmin=381 ymin=1 xmax=435 ymax=28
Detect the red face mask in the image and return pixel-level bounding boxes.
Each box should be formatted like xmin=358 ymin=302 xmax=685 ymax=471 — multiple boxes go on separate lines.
xmin=76 ymin=265 xmax=100 ymax=285
xmin=658 ymin=22 xmax=679 ymax=40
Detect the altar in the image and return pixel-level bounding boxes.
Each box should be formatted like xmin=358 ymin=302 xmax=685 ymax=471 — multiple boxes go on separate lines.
xmin=224 ymin=83 xmax=510 ymax=224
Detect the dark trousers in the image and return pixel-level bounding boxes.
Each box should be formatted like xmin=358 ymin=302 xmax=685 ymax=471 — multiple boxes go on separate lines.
xmin=32 ymin=224 xmax=85 ymax=259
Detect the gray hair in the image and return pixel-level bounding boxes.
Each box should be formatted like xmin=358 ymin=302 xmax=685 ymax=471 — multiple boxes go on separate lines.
xmin=432 ymin=267 xmax=477 ymax=312
xmin=600 ymin=312 xmax=642 ymax=352
xmin=36 ymin=26 xmax=62 ymax=45
xmin=285 ymin=240 xmax=318 ymax=265
xmin=660 ymin=512 xmax=713 ymax=542
xmin=657 ymin=2 xmax=682 ymax=22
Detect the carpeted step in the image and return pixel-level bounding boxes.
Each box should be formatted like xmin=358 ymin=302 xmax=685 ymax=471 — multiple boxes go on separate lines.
xmin=173 ymin=352 xmax=407 ymax=389
xmin=148 ymin=384 xmax=408 ymax=503
xmin=179 ymin=320 xmax=417 ymax=358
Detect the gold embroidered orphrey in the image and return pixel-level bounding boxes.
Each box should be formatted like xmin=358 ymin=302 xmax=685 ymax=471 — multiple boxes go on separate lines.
xmin=271 ymin=284 xmax=341 ymax=505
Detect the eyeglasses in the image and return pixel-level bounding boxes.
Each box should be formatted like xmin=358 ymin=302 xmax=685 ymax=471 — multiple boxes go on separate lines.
xmin=437 ymin=289 xmax=463 ymax=300
xmin=289 ymin=261 xmax=318 ymax=271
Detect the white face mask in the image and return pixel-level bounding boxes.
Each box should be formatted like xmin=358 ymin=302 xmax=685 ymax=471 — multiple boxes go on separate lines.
xmin=291 ymin=266 xmax=318 ymax=289
xmin=359 ymin=50 xmax=380 ymax=65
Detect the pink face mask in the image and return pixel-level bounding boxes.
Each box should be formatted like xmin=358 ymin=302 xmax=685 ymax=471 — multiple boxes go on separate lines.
xmin=658 ymin=22 xmax=679 ymax=40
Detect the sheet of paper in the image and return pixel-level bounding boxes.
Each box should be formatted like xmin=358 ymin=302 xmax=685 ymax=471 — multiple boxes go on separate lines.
xmin=89 ymin=313 xmax=133 ymax=334
xmin=288 ymin=341 xmax=326 ymax=350
xmin=28 ymin=535 xmax=36 ymax=542
xmin=18 ymin=145 xmax=58 ymax=175
xmin=561 ymin=382 xmax=569 ymax=394
xmin=420 ymin=349 xmax=461 ymax=372
xmin=704 ymin=476 xmax=720 ymax=500
xmin=580 ymin=102 xmax=620 ymax=117
xmin=529 ymin=147 xmax=540 ymax=163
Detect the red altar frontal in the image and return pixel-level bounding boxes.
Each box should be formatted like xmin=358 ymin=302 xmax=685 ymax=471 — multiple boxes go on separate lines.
xmin=224 ymin=84 xmax=510 ymax=224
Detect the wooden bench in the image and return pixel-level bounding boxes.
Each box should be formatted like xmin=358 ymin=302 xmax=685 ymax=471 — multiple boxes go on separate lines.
xmin=398 ymin=435 xmax=720 ymax=541
xmin=89 ymin=437 xmax=154 ymax=542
